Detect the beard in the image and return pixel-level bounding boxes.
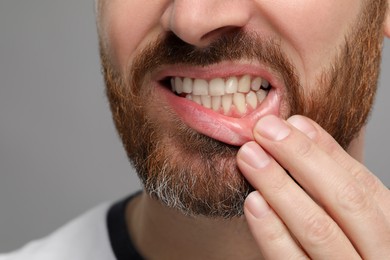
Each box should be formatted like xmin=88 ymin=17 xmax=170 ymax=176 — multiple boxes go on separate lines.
xmin=99 ymin=0 xmax=387 ymax=218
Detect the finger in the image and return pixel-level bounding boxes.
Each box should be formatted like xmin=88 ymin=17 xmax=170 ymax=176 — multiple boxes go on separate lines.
xmin=288 ymin=116 xmax=387 ymax=193
xmin=244 ymin=191 xmax=309 ymax=260
xmin=252 ymin=115 xmax=390 ymax=258
xmin=237 ymin=142 xmax=360 ymax=259
xmin=288 ymin=115 xmax=390 ymax=213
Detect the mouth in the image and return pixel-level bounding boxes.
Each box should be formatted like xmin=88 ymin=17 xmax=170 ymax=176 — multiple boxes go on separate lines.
xmin=154 ymin=63 xmax=283 ymax=146
xmin=165 ymin=75 xmax=271 ymax=117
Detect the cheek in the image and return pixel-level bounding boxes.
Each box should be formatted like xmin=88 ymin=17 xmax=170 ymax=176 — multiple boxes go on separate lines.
xmin=255 ymin=0 xmax=361 ymax=86
xmin=100 ymin=1 xmax=166 ymax=73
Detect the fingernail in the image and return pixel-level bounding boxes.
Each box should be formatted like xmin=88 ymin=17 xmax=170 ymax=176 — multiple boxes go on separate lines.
xmin=255 ymin=115 xmax=291 ymax=141
xmin=238 ymin=142 xmax=270 ymax=169
xmin=287 ymin=116 xmax=317 ymax=139
xmin=245 ymin=191 xmax=270 ymax=218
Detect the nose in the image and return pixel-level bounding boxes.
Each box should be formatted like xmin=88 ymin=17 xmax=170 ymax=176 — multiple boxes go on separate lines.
xmin=161 ymin=0 xmax=253 ymax=47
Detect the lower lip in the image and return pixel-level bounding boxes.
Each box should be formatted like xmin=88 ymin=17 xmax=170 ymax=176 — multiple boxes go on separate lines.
xmin=156 ymin=84 xmax=281 ymax=146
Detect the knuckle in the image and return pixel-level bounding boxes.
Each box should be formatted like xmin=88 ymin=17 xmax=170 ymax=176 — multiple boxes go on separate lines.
xmin=353 ymin=169 xmax=381 ymax=195
xmin=325 ymin=138 xmax=341 ymax=155
xmin=263 ymin=222 xmax=286 ymax=242
xmin=293 ymin=138 xmax=314 ymax=159
xmin=268 ymin=173 xmax=290 ymax=194
xmin=349 ymin=164 xmax=369 ymax=180
xmin=336 ymin=180 xmax=370 ymax=213
xmin=304 ymin=213 xmax=337 ymax=246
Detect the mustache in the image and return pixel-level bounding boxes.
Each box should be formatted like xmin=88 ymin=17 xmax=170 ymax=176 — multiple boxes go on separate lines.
xmin=132 ymin=29 xmax=299 ymax=78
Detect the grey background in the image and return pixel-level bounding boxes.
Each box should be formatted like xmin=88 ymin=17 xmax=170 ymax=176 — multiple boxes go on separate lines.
xmin=0 ymin=0 xmax=389 ymax=253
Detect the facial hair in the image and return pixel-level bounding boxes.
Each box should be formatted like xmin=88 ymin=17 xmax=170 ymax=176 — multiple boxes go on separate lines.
xmin=99 ymin=0 xmax=387 ymax=218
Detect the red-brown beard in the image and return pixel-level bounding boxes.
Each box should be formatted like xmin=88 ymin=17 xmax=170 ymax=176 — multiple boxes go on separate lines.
xmin=99 ymin=0 xmax=387 ymax=218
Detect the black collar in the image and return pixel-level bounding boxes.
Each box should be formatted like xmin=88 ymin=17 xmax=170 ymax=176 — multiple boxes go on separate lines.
xmin=106 ymin=191 xmax=144 ymax=260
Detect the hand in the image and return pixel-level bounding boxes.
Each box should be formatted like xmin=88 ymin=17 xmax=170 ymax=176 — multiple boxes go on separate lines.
xmin=237 ymin=115 xmax=390 ymax=259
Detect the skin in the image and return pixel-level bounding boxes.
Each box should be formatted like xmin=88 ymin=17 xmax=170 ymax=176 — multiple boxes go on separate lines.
xmin=97 ymin=0 xmax=390 ymax=259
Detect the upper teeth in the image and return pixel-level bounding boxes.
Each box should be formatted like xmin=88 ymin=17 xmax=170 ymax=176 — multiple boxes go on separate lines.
xmin=170 ymin=75 xmax=271 ymax=115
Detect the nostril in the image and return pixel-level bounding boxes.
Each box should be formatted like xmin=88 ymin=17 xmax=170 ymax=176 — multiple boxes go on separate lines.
xmin=200 ymin=26 xmax=242 ymax=44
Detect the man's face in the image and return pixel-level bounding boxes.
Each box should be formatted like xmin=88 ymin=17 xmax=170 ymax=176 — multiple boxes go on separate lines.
xmin=97 ymin=0 xmax=388 ymax=218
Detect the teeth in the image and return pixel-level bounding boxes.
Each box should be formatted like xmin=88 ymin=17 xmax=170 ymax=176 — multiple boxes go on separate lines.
xmin=171 ymin=78 xmax=175 ymax=92
xmin=251 ymin=77 xmax=262 ymax=91
xmin=201 ymin=95 xmax=212 ymax=109
xmin=261 ymin=79 xmax=270 ymax=89
xmin=233 ymin=93 xmax=246 ymax=114
xmin=209 ymin=78 xmax=225 ymax=96
xmin=193 ymin=79 xmax=208 ymax=95
xmin=225 ymin=77 xmax=238 ymax=94
xmin=192 ymin=95 xmax=202 ymax=105
xmin=174 ymin=77 xmax=183 ymax=94
xmin=246 ymin=91 xmax=258 ymax=109
xmin=182 ymin=77 xmax=192 ymax=94
xmin=222 ymin=94 xmax=233 ymax=114
xmin=257 ymin=89 xmax=267 ymax=103
xmin=211 ymin=96 xmax=221 ymax=111
xmin=171 ymin=74 xmax=271 ymax=115
xmin=238 ymin=75 xmax=251 ymax=93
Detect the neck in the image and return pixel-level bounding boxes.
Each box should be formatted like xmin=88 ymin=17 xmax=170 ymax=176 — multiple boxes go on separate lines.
xmin=126 ymin=193 xmax=262 ymax=260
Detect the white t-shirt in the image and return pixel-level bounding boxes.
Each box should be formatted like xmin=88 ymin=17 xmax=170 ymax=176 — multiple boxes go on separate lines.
xmin=0 ymin=204 xmax=116 ymax=260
